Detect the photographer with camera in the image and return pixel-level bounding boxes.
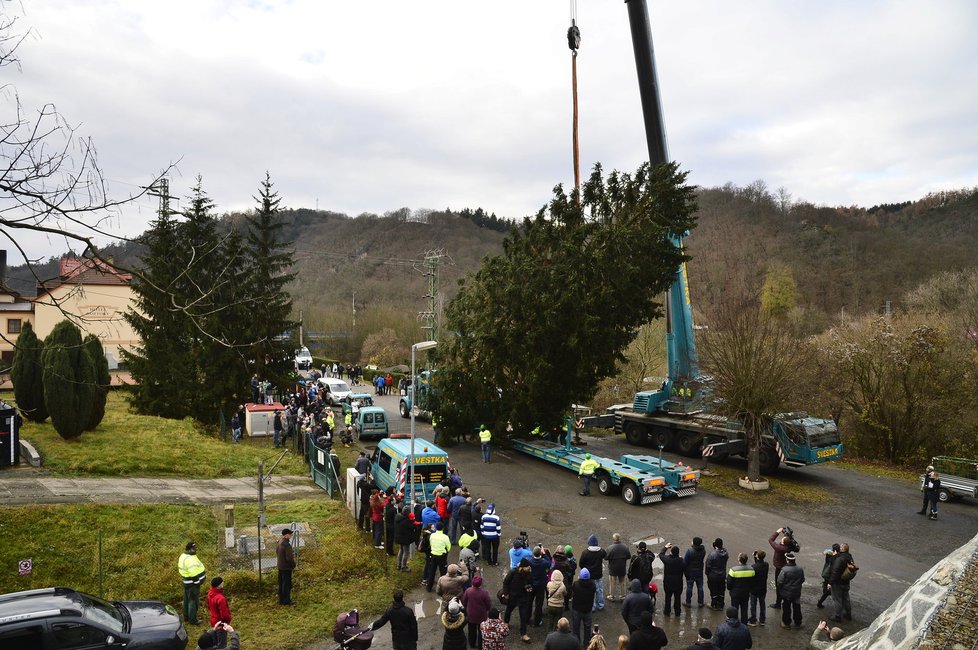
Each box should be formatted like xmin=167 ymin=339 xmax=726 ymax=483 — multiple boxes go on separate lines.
xmin=195 ymin=622 xmax=239 ymax=650
xmin=768 ymin=527 xmax=799 ymax=610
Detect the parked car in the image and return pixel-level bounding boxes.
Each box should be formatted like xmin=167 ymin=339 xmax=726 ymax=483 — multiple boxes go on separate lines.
xmin=317 ymin=377 xmax=352 ymax=406
xmin=357 ymin=406 xmax=390 ymax=440
xmin=294 ymin=346 xmax=313 ymax=371
xmin=0 ymin=586 xmax=188 ymax=648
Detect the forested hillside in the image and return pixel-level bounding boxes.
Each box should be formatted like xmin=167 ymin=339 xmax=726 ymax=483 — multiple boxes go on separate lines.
xmin=7 ymin=184 xmax=978 ymax=353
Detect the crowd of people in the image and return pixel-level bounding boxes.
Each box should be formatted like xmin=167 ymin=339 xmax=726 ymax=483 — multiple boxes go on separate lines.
xmin=354 ymin=478 xmax=861 ymax=650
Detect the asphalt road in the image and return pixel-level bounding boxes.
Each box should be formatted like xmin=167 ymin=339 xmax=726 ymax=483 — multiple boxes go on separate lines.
xmin=313 ymin=392 xmax=978 ymax=650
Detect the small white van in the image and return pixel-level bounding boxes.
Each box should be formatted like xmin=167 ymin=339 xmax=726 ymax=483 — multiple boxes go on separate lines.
xmin=317 ymin=377 xmax=352 ymax=406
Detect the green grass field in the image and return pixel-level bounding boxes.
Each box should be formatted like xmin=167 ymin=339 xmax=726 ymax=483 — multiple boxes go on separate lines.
xmin=17 ymin=392 xmax=308 ymax=477
xmin=0 ymin=390 xmax=413 ymax=648
xmin=0 ymin=499 xmax=418 ymax=649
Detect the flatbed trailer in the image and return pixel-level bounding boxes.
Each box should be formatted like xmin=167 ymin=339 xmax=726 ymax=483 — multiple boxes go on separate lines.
xmin=511 ymin=437 xmax=666 ymax=505
xmin=511 ymin=417 xmax=700 ymax=505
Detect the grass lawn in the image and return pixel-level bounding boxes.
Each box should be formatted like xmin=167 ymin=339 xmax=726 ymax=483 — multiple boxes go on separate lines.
xmin=15 ymin=391 xmax=308 ymax=478
xmin=695 ymin=462 xmax=834 ymax=507
xmin=0 ymin=498 xmax=419 ymax=649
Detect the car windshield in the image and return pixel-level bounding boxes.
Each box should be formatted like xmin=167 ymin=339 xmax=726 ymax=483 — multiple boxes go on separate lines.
xmin=79 ymin=593 xmax=125 ymax=633
xmin=331 ymin=381 xmax=351 ymax=392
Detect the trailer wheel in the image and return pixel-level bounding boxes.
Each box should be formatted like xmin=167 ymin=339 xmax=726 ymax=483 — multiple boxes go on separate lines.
xmin=758 ymin=445 xmax=780 ymax=474
xmin=938 ymin=488 xmax=952 ymax=503
xmin=624 ymin=423 xmax=648 ymax=446
xmin=399 ymin=401 xmax=410 ymax=418
xmin=621 ymin=481 xmax=641 ymax=506
xmin=597 ymin=474 xmax=616 ymax=496
xmin=676 ymin=432 xmax=700 ymax=456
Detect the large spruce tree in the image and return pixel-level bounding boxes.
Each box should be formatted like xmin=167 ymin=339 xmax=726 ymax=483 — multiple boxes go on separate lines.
xmin=244 ymin=172 xmax=297 ymax=384
xmin=10 ymin=321 xmax=48 ymax=422
xmin=83 ymin=334 xmax=110 ymax=430
xmin=42 ymin=320 xmax=95 ymax=440
xmin=435 ymin=162 xmax=697 ymax=440
xmin=123 ymin=189 xmax=195 ymax=418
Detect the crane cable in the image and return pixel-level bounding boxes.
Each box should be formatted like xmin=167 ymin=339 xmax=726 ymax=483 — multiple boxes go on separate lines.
xmin=568 ymin=0 xmax=581 ymax=199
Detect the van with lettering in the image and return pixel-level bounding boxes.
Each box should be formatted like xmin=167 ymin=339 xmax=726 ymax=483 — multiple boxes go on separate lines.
xmin=370 ymin=437 xmax=450 ymax=503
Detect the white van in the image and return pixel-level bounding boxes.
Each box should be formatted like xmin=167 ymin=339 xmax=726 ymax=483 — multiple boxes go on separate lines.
xmin=317 ymin=377 xmax=352 ymax=406
xmin=294 ymin=346 xmax=313 ymax=370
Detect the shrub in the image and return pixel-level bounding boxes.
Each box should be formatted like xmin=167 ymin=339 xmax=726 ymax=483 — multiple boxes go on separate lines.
xmin=42 ymin=321 xmax=95 ymax=440
xmin=10 ymin=321 xmax=48 ymax=422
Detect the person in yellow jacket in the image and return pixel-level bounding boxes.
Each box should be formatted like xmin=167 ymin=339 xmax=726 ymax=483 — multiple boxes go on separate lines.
xmin=578 ymin=453 xmax=601 ymax=497
xmin=178 ymin=541 xmax=207 ymax=625
xmin=479 ymin=425 xmax=492 ymax=463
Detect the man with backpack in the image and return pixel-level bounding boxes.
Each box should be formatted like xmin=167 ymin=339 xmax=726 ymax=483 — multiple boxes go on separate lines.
xmin=828 ymin=543 xmax=857 ymax=623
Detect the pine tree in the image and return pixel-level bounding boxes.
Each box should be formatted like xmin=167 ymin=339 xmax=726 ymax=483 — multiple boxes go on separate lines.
xmin=10 ymin=321 xmax=48 ymax=422
xmin=42 ymin=320 xmax=95 ymax=440
xmin=244 ymin=172 xmax=298 ymax=388
xmin=83 ymin=334 xmax=110 ymax=430
xmin=123 ymin=187 xmax=195 ymax=419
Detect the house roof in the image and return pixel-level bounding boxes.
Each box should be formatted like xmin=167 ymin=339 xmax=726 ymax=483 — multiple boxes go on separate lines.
xmin=37 ymin=256 xmax=132 ymax=294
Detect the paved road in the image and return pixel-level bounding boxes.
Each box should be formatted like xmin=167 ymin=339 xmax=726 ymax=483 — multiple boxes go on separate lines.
xmin=0 ymin=469 xmax=320 ymax=505
xmin=327 ymin=393 xmax=976 ymax=650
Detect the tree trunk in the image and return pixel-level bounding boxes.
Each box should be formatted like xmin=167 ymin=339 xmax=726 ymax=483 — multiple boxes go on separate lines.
xmin=746 ymin=416 xmax=762 ymax=482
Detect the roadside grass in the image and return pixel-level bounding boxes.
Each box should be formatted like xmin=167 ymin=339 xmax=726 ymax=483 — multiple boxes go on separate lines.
xmin=16 ymin=391 xmax=308 ymax=478
xmin=0 ymin=498 xmax=419 ymax=650
xmin=695 ymin=462 xmax=834 ymax=508
xmin=831 ymin=457 xmax=919 ymax=483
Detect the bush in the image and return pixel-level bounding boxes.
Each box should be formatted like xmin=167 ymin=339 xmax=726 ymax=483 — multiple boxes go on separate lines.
xmin=84 ymin=334 xmax=110 ymax=430
xmin=10 ymin=321 xmax=48 ymax=422
xmin=42 ymin=321 xmax=95 ymax=440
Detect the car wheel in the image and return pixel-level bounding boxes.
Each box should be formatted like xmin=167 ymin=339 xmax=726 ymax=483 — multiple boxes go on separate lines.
xmin=399 ymin=401 xmax=410 ymax=418
xmin=621 ymin=482 xmax=641 ymax=505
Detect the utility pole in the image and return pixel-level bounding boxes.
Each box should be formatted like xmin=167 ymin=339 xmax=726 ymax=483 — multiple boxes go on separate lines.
xmin=419 ymin=250 xmax=443 ymax=342
xmin=147 ymin=177 xmax=174 ymax=219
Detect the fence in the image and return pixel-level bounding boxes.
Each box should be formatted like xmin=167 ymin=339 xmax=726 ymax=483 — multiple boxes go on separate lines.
xmin=308 ymin=434 xmax=343 ymax=498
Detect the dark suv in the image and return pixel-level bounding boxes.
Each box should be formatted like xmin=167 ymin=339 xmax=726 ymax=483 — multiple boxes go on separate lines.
xmin=0 ymin=587 xmax=188 ymax=649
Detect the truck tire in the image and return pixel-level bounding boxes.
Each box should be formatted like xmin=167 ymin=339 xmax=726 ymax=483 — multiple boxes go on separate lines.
xmin=621 ymin=481 xmax=641 ymax=506
xmin=624 ymin=423 xmax=648 ymax=446
xmin=597 ymin=474 xmax=616 ymax=496
xmin=758 ymin=445 xmax=780 ymax=474
xmin=938 ymin=488 xmax=952 ymax=503
xmin=399 ymin=401 xmax=410 ymax=418
xmin=651 ymin=429 xmax=674 ymax=451
xmin=676 ymin=432 xmax=700 ymax=456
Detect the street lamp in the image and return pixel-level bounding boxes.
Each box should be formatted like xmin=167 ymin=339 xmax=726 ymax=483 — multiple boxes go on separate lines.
xmin=409 ymin=340 xmax=437 ymax=506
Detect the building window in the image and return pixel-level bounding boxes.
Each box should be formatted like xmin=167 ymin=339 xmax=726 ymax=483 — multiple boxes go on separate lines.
xmin=7 ymin=318 xmax=21 ymax=334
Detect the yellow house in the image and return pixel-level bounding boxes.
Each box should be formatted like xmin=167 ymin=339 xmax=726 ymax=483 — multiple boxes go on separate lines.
xmin=0 ymin=287 xmax=34 ymax=369
xmin=30 ymin=256 xmax=141 ymax=369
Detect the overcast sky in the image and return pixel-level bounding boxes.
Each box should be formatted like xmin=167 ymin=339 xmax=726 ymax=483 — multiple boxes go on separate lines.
xmin=5 ymin=1 xmax=978 ymax=266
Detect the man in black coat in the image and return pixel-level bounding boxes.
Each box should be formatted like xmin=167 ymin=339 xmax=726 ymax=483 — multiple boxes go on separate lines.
xmin=627 ymin=610 xmax=667 ymax=650
xmin=370 ymin=590 xmax=418 ymax=650
xmin=828 ymin=543 xmax=856 ymax=622
xmin=620 ymin=578 xmax=653 ymax=632
xmin=659 ymin=543 xmax=686 ymax=617
xmin=543 ymin=617 xmax=579 ymax=650
xmin=714 ymin=607 xmax=753 ymax=650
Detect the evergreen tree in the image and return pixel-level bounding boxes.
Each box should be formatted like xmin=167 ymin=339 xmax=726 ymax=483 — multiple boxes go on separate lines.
xmin=83 ymin=334 xmax=110 ymax=430
xmin=123 ymin=187 xmax=195 ymax=419
xmin=244 ymin=172 xmax=298 ymax=387
xmin=436 ymin=162 xmax=697 ymax=440
xmin=42 ymin=320 xmax=95 ymax=440
xmin=10 ymin=321 xmax=48 ymax=422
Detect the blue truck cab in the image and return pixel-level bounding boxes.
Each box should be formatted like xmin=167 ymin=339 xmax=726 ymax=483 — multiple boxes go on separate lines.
xmin=370 ymin=437 xmax=450 ymax=503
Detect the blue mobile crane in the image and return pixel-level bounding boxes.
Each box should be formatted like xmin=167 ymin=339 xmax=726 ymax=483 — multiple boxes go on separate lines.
xmin=600 ymin=1 xmax=844 ymax=473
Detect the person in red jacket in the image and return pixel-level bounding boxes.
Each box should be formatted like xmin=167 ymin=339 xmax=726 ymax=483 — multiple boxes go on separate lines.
xmin=206 ymin=576 xmax=231 ymax=646
xmin=435 ymin=487 xmax=450 ymax=529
